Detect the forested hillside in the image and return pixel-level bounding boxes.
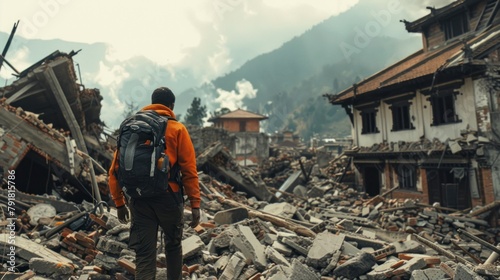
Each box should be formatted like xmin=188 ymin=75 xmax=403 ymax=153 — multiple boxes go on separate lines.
xmin=178 ymin=2 xmax=422 ymax=140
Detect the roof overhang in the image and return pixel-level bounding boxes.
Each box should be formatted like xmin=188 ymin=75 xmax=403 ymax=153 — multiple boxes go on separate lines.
xmin=405 ymin=0 xmax=480 ymax=33
xmin=330 ymin=63 xmax=486 ymax=107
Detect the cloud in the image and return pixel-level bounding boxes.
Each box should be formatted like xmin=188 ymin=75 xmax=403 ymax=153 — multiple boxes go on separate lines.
xmin=0 ymin=46 xmax=31 ymax=80
xmin=0 ymin=0 xmax=358 ymax=87
xmin=402 ymin=0 xmax=456 ymax=19
xmin=0 ymin=0 xmax=458 ymax=130
xmin=215 ymin=79 xmax=257 ymax=110
xmin=93 ymin=62 xmax=129 ymax=87
xmin=88 ymin=60 xmax=130 ymax=127
xmin=152 ymin=1 xmax=359 ymax=82
xmin=0 ymin=0 xmax=454 ymax=73
xmin=1 ymin=1 xmax=201 ymax=64
xmin=169 ymin=0 xmax=359 ymax=86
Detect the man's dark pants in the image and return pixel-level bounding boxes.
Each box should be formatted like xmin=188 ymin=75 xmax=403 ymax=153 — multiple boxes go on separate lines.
xmin=129 ymin=192 xmax=183 ymax=280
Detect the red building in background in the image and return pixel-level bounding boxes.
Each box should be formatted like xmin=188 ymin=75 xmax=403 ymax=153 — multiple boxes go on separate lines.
xmin=209 ymin=109 xmax=269 ymax=165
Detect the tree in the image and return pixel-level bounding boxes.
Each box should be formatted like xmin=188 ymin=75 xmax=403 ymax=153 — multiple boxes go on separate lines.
xmin=122 ymin=100 xmax=139 ymax=119
xmin=210 ymin=107 xmax=231 ymax=118
xmin=183 ymin=97 xmax=207 ymax=126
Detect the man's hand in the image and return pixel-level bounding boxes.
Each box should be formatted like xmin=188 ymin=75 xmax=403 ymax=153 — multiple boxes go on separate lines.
xmin=189 ymin=208 xmax=200 ymax=228
xmin=117 ymin=205 xmax=130 ymax=223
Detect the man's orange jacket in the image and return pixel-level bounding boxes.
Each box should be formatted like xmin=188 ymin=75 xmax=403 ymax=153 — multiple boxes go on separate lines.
xmin=108 ymin=104 xmax=201 ymax=209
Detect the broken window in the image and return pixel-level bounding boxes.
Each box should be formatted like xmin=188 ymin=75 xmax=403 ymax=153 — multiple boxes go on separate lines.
xmin=239 ymin=121 xmax=246 ymax=132
xmin=443 ymin=13 xmax=469 ymax=40
xmin=390 ymin=101 xmax=414 ymax=131
xmin=397 ymin=164 xmax=416 ymax=190
xmin=429 ymin=91 xmax=460 ymax=125
xmin=360 ymin=109 xmax=379 ymax=134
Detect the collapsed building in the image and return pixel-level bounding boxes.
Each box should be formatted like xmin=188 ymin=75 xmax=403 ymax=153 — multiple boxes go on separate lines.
xmin=4 ymin=1 xmax=500 ymax=278
xmin=0 ymin=50 xmax=113 ymax=203
xmin=2 ymin=142 xmax=500 ymax=279
xmin=326 ymin=0 xmax=500 ymax=211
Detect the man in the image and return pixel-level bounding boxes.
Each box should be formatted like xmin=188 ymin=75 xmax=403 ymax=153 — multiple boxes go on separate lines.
xmin=108 ymin=87 xmax=201 ymax=280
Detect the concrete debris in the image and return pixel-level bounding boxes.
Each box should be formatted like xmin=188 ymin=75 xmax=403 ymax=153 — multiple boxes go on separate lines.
xmin=182 ymin=235 xmax=205 ymax=260
xmin=232 ymin=225 xmax=268 ymax=270
xmin=3 ymin=141 xmax=500 ymax=280
xmin=288 ymin=258 xmax=320 ymax=280
xmin=455 ymin=262 xmax=485 ymax=279
xmin=306 ymin=231 xmax=342 ymax=268
xmin=410 ymin=267 xmax=448 ymax=280
xmin=29 ymin=257 xmax=75 ymax=278
xmin=213 ymin=207 xmax=249 ymax=225
xmin=196 ymin=141 xmax=274 ymax=202
xmin=265 ymin=246 xmax=291 ymax=267
xmin=3 ymin=52 xmax=500 ymax=279
xmin=332 ymin=252 xmax=377 ymax=279
xmin=218 ymin=252 xmax=246 ymax=280
xmin=262 ymin=202 xmax=296 ymax=219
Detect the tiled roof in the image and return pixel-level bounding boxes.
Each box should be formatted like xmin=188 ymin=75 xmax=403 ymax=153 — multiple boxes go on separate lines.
xmin=329 ymin=26 xmax=500 ymax=104
xmin=383 ymin=43 xmax=464 ymax=86
xmin=209 ymin=108 xmax=268 ymax=121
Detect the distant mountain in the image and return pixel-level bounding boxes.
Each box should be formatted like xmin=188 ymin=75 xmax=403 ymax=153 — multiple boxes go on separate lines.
xmin=177 ymin=0 xmax=422 ymax=139
xmin=0 ymin=0 xmax=424 ymax=137
xmin=0 ymin=33 xmax=107 ymax=80
xmin=0 ymin=33 xmax=205 ymax=129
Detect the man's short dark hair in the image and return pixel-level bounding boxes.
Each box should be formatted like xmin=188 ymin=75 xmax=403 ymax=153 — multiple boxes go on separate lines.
xmin=152 ymin=87 xmax=175 ymax=107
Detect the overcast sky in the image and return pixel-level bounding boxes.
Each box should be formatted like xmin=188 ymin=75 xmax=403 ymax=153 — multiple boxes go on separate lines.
xmin=0 ymin=0 xmax=455 ymax=127
xmin=0 ymin=1 xmax=456 ymax=77
xmin=0 ymin=1 xmax=359 ymax=66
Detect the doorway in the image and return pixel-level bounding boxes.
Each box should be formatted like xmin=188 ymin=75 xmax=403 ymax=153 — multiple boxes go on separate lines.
xmin=364 ymin=166 xmax=381 ymax=197
xmin=426 ymin=167 xmax=471 ymax=210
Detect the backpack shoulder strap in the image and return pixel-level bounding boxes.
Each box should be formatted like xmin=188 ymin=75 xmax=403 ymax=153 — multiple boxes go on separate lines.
xmin=116 ymin=114 xmax=136 ymax=151
xmin=160 ymin=115 xmax=177 ymax=122
xmin=158 ymin=115 xmax=178 ymax=139
xmin=124 ymin=133 xmax=139 ymax=171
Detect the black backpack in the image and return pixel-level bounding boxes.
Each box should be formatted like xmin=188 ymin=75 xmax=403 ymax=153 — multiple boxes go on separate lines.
xmin=116 ymin=110 xmax=174 ymax=198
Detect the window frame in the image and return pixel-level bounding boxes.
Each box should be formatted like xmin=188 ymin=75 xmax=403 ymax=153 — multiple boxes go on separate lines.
xmin=390 ymin=101 xmax=414 ymax=131
xmin=443 ymin=13 xmax=469 ymax=40
xmin=397 ymin=164 xmax=417 ymax=190
xmin=360 ymin=108 xmax=379 ymax=134
xmin=429 ymin=90 xmax=461 ymax=126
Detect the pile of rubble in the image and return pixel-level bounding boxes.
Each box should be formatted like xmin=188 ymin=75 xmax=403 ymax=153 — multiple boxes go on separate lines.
xmin=188 ymin=172 xmax=500 ymax=280
xmin=2 ymin=148 xmax=500 ymax=279
xmin=261 ymin=148 xmax=353 ymax=190
xmin=351 ymin=129 xmax=486 ymax=155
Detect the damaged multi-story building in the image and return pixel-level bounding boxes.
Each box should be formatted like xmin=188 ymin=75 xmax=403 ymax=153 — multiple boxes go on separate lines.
xmin=0 ymin=50 xmax=112 ymax=203
xmin=326 ymin=0 xmax=500 ymax=209
xmin=208 ymin=108 xmax=269 ymax=166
